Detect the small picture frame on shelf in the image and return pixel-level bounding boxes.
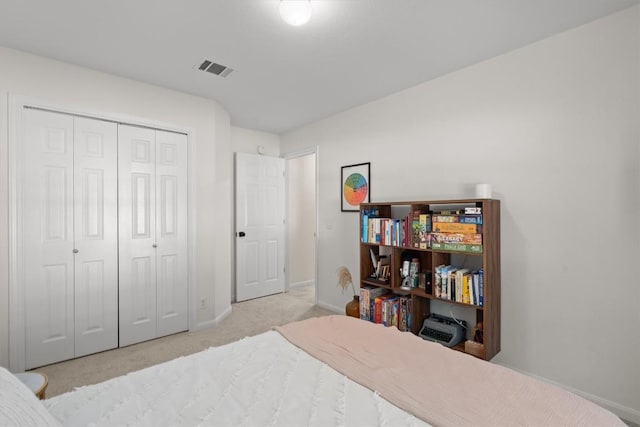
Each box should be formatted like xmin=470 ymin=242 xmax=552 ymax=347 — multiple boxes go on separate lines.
xmin=341 ymin=162 xmax=370 ymax=212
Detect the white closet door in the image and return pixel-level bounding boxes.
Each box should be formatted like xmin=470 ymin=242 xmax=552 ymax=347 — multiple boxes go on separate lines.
xmin=118 ymin=125 xmax=158 ymax=347
xmin=155 ymin=130 xmax=188 ymax=337
xmin=73 ymin=117 xmax=118 ymax=357
xmin=23 ymin=109 xmax=75 ymax=369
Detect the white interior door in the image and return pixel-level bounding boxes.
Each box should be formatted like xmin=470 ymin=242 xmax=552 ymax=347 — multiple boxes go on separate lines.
xmin=118 ymin=125 xmax=158 ymax=347
xmin=235 ymin=152 xmax=286 ymax=302
xmin=23 ymin=109 xmax=75 ymax=369
xmin=73 ymin=117 xmax=118 ymax=357
xmin=155 ymin=130 xmax=188 ymax=337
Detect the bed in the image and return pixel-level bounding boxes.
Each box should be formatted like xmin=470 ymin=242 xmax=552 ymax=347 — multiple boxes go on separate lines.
xmin=0 ymin=315 xmax=624 ymax=426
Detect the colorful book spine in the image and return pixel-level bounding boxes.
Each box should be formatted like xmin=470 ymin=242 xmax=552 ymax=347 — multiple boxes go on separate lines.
xmin=362 ymin=214 xmax=368 ymax=243
xmin=462 ymin=274 xmax=470 ymax=304
xmin=479 ymin=268 xmax=484 ymax=307
xmin=430 ymin=242 xmax=483 ymax=253
xmin=432 ymin=214 xmax=483 ymax=224
xmin=360 ymin=286 xmax=389 ymax=321
xmin=458 ymin=215 xmax=483 ymax=225
xmin=431 ymin=214 xmax=457 ymax=223
xmin=431 ymin=222 xmax=480 ymax=234
xmin=433 ymin=264 xmax=445 ymax=297
xmin=430 ymin=233 xmax=482 ymax=245
xmin=374 ymin=294 xmax=396 ymax=324
xmin=419 ymin=214 xmax=430 ymax=249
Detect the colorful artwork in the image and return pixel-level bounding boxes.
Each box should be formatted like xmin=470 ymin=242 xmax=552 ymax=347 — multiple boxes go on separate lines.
xmin=341 ymin=162 xmax=370 ymax=212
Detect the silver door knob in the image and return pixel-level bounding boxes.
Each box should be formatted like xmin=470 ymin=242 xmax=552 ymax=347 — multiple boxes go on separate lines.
xmin=73 ymin=249 xmax=79 ymax=253
xmin=152 ymin=243 xmax=158 ymax=248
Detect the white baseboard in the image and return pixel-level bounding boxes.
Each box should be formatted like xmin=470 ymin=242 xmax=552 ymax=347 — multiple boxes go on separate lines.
xmin=316 ymin=301 xmax=343 ymax=314
xmin=193 ymin=305 xmax=233 ymax=331
xmin=494 ymin=361 xmax=640 ymax=424
xmin=289 ymin=280 xmax=314 ymax=288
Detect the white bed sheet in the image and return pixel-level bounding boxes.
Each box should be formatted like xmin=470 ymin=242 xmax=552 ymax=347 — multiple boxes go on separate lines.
xmin=44 ymin=330 xmax=430 ymax=427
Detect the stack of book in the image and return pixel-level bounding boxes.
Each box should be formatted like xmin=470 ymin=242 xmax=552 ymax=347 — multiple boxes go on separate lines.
xmin=359 ymin=287 xmax=412 ymax=331
xmin=433 ymin=265 xmax=484 ymax=306
xmin=362 ymin=214 xmax=412 ymax=247
xmin=359 ymin=286 xmax=388 ymax=321
xmin=429 ymin=207 xmax=483 ymax=253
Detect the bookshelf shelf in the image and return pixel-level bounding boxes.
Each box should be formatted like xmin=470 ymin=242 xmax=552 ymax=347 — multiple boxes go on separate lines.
xmin=359 ymin=198 xmax=500 ymax=360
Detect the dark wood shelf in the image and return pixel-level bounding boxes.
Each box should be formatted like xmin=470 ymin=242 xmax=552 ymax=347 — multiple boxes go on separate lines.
xmin=411 ymin=288 xmax=484 ymax=310
xmin=359 ymin=198 xmax=500 ymax=361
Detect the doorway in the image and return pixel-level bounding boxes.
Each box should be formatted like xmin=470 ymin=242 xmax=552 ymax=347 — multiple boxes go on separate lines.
xmin=286 ymin=150 xmax=317 ymax=305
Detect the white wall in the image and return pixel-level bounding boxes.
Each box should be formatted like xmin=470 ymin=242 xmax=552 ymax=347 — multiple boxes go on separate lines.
xmin=287 ymin=154 xmax=316 ymax=286
xmin=281 ymin=6 xmax=640 ymax=422
xmin=0 ymin=46 xmax=233 ymax=367
xmin=231 ymin=126 xmax=280 ymax=157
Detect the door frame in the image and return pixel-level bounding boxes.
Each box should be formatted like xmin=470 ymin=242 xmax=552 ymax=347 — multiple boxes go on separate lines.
xmin=7 ymin=95 xmax=198 ymax=372
xmin=283 ymin=146 xmax=319 ymax=305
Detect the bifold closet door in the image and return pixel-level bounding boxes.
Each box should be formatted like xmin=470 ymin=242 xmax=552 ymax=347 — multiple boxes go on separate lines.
xmin=155 ymin=130 xmax=188 ymax=338
xmin=22 ymin=109 xmax=118 ymax=369
xmin=73 ymin=117 xmax=118 ymax=358
xmin=118 ymin=125 xmax=188 ymax=347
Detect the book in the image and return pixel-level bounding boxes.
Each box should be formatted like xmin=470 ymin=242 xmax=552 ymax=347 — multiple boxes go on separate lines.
xmin=430 ymin=233 xmax=482 ymax=245
xmin=431 ymin=209 xmax=465 ymax=215
xmin=387 ymin=298 xmax=400 ymax=328
xmin=474 ymin=271 xmax=481 ymax=307
xmin=471 ymin=271 xmax=479 ymax=305
xmin=411 ymin=210 xmax=427 ymax=248
xmin=419 ymin=214 xmax=430 ymax=249
xmin=455 ymin=269 xmax=470 ymax=302
xmin=381 ymin=295 xmax=399 ymax=326
xmin=432 ymin=222 xmax=480 ymax=234
xmin=398 ymin=297 xmax=409 ymax=331
xmin=465 ymin=207 xmax=482 ymax=214
xmin=433 ymin=264 xmax=446 ymax=298
xmin=430 ymin=242 xmax=483 ymax=253
xmin=431 ymin=214 xmax=458 ymax=223
xmin=374 ymin=294 xmax=397 ymax=324
xmin=478 ymin=269 xmax=484 ymax=307
xmin=462 ymin=273 xmax=471 ymax=304
xmin=432 ymin=214 xmax=483 ymax=225
xmin=441 ymin=265 xmax=458 ymax=300
xmin=457 ymin=215 xmax=483 ymax=225
xmin=362 ymin=214 xmax=368 ymax=242
xmin=360 ymin=286 xmax=389 ymax=321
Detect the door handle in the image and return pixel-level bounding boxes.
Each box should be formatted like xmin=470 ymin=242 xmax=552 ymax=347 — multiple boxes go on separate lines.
xmin=73 ymin=249 xmax=79 ymax=254
xmin=152 ymin=243 xmax=158 ymax=248
xmin=237 ymin=232 xmax=246 ymax=237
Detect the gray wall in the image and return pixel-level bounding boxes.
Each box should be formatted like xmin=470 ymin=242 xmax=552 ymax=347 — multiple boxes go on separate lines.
xmin=280 ymin=6 xmax=640 ymax=422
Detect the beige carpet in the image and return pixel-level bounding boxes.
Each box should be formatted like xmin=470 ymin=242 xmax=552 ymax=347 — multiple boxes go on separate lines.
xmin=35 ymin=284 xmax=334 ymax=398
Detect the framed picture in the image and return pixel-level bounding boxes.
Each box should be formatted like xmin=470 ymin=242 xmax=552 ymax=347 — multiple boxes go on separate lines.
xmin=341 ymin=162 xmax=370 ymax=212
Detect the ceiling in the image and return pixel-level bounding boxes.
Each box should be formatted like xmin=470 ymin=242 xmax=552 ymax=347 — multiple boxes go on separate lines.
xmin=0 ymin=0 xmax=637 ymax=134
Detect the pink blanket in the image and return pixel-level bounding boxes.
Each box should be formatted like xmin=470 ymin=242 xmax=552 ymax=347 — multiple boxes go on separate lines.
xmin=276 ymin=315 xmax=623 ymax=427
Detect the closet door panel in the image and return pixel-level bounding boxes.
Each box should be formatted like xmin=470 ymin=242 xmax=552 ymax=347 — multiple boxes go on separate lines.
xmin=156 ymin=131 xmax=188 ymax=336
xmin=119 ymin=125 xmax=158 ymax=347
xmin=23 ymin=109 xmax=75 ymax=369
xmin=73 ymin=117 xmax=118 ymax=357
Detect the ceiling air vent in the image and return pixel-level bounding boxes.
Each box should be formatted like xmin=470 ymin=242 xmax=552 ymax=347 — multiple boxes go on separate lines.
xmin=197 ymin=59 xmax=234 ymax=78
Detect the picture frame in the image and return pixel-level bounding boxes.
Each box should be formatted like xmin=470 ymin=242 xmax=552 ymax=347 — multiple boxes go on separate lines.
xmin=341 ymin=162 xmax=370 ymax=212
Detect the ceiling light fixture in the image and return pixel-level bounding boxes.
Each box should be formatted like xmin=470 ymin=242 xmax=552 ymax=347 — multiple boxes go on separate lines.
xmin=279 ymin=0 xmax=313 ymax=26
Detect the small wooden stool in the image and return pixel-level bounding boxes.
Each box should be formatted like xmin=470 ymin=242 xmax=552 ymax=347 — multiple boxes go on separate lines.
xmin=15 ymin=372 xmax=48 ymax=400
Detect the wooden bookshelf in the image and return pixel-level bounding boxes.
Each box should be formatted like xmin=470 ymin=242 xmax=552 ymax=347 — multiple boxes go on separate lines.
xmin=359 ymin=199 xmax=500 ymax=360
